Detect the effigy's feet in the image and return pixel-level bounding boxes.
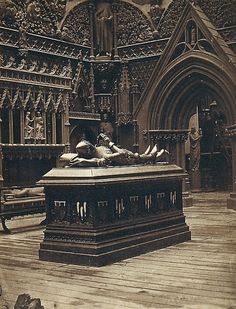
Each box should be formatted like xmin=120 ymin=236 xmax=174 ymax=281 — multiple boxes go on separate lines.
xmin=144 ymin=145 xmax=151 ymax=155
xmin=156 ymin=149 xmax=170 ymax=162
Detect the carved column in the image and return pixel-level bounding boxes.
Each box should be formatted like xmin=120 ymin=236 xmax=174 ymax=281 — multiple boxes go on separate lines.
xmin=112 ymin=2 xmax=120 ymax=60
xmin=88 ymin=2 xmax=95 ymax=60
xmin=133 ymin=120 xmax=139 ymax=152
xmin=0 ymin=112 xmax=2 ymax=143
xmin=64 ymin=94 xmax=70 ymax=152
xmin=89 ymin=62 xmax=95 ymax=112
xmin=0 ymin=145 xmax=3 ymax=200
xmin=130 ymin=81 xmax=140 ymax=113
xmin=225 ymin=124 xmax=236 ymax=210
xmin=9 ymin=108 xmax=13 ymax=144
xmin=52 ymin=111 xmax=56 ymax=144
xmin=117 ymin=62 xmax=132 ymax=126
xmin=20 ymin=109 xmax=24 ymax=144
xmin=0 ymin=46 xmax=3 ymax=66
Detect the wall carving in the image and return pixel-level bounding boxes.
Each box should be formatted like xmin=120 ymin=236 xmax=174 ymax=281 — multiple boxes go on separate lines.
xmin=118 ymin=38 xmax=167 ymax=59
xmin=61 ymin=2 xmax=91 ymax=46
xmin=128 ymin=58 xmax=159 ymax=99
xmin=158 ymin=0 xmax=236 ymax=40
xmin=196 ymin=0 xmax=236 ymax=28
xmin=158 ymin=0 xmax=187 ymax=38
xmin=117 ymin=2 xmax=154 ymax=46
xmin=148 ymin=0 xmax=165 ymax=30
xmin=0 ymin=87 xmax=67 ymax=112
xmin=0 ymin=0 xmax=66 ymax=37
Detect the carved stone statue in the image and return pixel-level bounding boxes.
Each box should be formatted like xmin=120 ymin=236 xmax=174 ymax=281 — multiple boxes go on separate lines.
xmin=0 ymin=0 xmax=17 ymax=26
xmin=35 ymin=112 xmax=44 ymax=140
xmin=24 ymin=111 xmax=34 ymax=140
xmin=60 ymin=133 xmax=169 ymax=168
xmin=189 ymin=127 xmax=202 ymax=191
xmin=99 ymin=113 xmax=114 ymax=140
xmin=26 ymin=0 xmax=41 ymax=21
xmin=95 ymin=0 xmax=113 ymax=56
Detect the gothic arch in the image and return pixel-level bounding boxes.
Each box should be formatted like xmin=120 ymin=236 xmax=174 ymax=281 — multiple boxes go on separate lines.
xmin=148 ymin=52 xmax=236 ymax=130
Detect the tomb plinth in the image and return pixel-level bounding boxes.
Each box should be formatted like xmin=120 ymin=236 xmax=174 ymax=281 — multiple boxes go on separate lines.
xmin=38 ymin=164 xmax=191 ymax=266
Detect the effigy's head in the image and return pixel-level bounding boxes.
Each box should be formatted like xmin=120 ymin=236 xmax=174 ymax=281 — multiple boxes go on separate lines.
xmin=76 ymin=140 xmax=95 ymax=158
xmin=97 ymin=133 xmax=110 ymax=146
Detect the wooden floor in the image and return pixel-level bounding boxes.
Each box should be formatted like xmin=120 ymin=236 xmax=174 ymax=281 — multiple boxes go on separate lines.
xmin=0 ymin=192 xmax=235 ymax=309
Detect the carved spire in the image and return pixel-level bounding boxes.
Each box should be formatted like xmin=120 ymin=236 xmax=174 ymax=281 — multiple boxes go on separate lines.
xmin=117 ymin=62 xmax=133 ymax=126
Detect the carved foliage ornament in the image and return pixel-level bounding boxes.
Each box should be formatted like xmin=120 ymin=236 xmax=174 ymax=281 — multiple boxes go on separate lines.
xmin=61 ymin=2 xmax=91 ymax=46
xmin=158 ymin=0 xmax=236 ymax=39
xmin=0 ymin=0 xmax=66 ymax=38
xmin=117 ymin=2 xmax=154 ymax=46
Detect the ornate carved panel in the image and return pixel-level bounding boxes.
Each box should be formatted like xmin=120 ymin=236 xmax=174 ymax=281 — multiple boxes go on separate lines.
xmin=128 ymin=58 xmax=159 ymax=98
xmin=158 ymin=0 xmax=187 ymax=39
xmin=158 ymin=0 xmax=236 ymax=41
xmin=196 ymin=0 xmax=236 ymax=28
xmin=118 ymin=39 xmax=167 ymax=59
xmin=117 ymin=2 xmax=154 ymax=46
xmin=0 ymin=0 xmax=66 ymax=37
xmin=61 ymin=2 xmax=91 ymax=46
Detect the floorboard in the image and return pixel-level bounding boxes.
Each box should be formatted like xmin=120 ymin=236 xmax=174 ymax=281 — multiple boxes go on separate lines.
xmin=0 ymin=192 xmax=235 ymax=309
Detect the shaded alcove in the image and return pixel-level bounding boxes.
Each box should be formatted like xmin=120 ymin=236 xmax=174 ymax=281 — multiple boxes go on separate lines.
xmin=157 ymin=74 xmax=232 ymax=191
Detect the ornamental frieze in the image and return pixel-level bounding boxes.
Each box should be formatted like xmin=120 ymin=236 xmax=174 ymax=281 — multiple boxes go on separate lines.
xmin=143 ymin=130 xmax=189 ymax=143
xmin=0 ymin=87 xmax=68 ymax=112
xmin=0 ymin=26 xmax=90 ymax=60
xmin=118 ymin=38 xmax=168 ymax=60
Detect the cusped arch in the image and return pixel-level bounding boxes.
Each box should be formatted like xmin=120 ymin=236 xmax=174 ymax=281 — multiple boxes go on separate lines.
xmin=148 ymin=52 xmax=236 ymax=130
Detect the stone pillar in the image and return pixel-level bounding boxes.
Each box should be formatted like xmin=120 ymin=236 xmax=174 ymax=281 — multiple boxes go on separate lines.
xmin=112 ymin=2 xmax=120 ymax=60
xmin=64 ymin=94 xmax=70 ymax=153
xmin=9 ymin=109 xmax=13 ymax=143
xmin=226 ymin=124 xmax=236 ymax=210
xmin=0 ymin=144 xmax=3 ymax=204
xmin=52 ymin=111 xmax=56 ymax=144
xmin=88 ymin=2 xmax=95 ymax=60
xmin=148 ymin=129 xmax=192 ymax=207
xmin=20 ymin=109 xmax=25 ymax=144
xmin=89 ymin=62 xmax=95 ymax=113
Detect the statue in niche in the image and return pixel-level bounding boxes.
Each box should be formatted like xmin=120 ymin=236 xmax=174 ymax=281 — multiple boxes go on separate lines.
xmin=100 ymin=113 xmax=114 ymax=140
xmin=26 ymin=0 xmax=41 ymax=21
xmin=19 ymin=20 xmax=28 ymax=50
xmin=24 ymin=111 xmax=34 ymax=140
xmin=35 ymin=111 xmax=45 ymax=141
xmin=60 ymin=133 xmax=169 ymax=167
xmin=95 ymin=0 xmax=113 ymax=57
xmin=0 ymin=0 xmax=17 ymax=26
xmin=189 ymin=127 xmax=202 ymax=191
xmin=190 ymin=24 xmax=197 ymax=45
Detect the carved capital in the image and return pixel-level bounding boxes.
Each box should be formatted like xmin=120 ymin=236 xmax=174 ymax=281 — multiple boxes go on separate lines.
xmin=117 ymin=112 xmax=133 ymax=126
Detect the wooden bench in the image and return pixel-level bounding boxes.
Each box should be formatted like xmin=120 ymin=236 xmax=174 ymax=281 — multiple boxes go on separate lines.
xmin=0 ymin=194 xmax=45 ymax=234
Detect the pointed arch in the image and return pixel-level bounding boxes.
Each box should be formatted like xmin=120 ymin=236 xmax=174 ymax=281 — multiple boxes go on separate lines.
xmin=148 ymin=52 xmax=236 ymax=130
xmin=12 ymin=89 xmax=24 ymax=110
xmin=24 ymin=89 xmax=35 ymax=111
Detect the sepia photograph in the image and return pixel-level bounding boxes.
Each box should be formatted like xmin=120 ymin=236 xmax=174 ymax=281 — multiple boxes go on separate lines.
xmin=0 ymin=0 xmax=235 ymax=308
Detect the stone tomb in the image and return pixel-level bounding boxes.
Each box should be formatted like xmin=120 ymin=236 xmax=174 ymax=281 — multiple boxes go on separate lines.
xmin=38 ymin=164 xmax=191 ymax=266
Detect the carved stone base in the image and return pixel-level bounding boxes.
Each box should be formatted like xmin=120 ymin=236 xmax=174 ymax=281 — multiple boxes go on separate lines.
xmin=227 ymin=192 xmax=236 ymax=211
xmin=38 ymin=164 xmax=191 ymax=266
